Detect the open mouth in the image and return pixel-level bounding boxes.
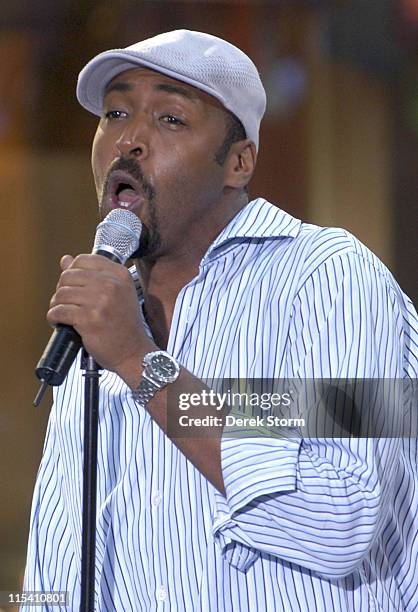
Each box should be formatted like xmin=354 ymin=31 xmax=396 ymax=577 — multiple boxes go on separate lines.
xmin=115 ymin=182 xmax=138 ymax=208
xmin=109 ymin=172 xmax=144 ymax=211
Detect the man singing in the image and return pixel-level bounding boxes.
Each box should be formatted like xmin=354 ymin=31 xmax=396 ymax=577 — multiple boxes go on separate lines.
xmin=23 ymin=30 xmax=417 ymax=611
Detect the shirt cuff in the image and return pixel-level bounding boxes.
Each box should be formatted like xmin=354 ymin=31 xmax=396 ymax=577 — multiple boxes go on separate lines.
xmin=212 ymin=436 xmax=301 ymax=571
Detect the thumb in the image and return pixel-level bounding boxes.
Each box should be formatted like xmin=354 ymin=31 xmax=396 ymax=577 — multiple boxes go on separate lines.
xmin=60 ymin=254 xmax=74 ymax=271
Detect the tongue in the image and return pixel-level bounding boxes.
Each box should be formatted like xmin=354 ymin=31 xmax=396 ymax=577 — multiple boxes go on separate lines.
xmin=118 ymin=187 xmax=140 ymax=204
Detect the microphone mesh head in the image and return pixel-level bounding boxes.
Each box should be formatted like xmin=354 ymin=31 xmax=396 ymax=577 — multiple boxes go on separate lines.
xmin=93 ymin=209 xmax=142 ymax=263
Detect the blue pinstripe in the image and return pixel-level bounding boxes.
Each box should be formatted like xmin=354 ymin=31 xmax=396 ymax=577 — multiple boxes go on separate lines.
xmin=23 ymin=199 xmax=417 ymax=611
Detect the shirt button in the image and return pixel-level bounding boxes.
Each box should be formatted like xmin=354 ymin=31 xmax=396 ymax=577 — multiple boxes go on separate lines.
xmin=157 ymin=585 xmax=167 ymax=601
xmin=152 ymin=491 xmax=162 ymax=507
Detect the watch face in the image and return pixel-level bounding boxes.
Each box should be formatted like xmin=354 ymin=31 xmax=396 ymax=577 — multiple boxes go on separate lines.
xmin=148 ymin=352 xmax=179 ymax=384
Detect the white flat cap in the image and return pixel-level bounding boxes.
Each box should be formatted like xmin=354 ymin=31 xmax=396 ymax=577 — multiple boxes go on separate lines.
xmin=76 ymin=29 xmax=266 ymax=150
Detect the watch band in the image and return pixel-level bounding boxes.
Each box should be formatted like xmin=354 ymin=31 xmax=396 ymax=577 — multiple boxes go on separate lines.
xmin=132 ymin=376 xmax=159 ymax=407
xmin=131 ymin=350 xmax=180 ymax=407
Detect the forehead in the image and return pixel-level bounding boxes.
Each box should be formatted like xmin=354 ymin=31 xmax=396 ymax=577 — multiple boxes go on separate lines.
xmin=104 ymin=67 xmax=226 ymax=114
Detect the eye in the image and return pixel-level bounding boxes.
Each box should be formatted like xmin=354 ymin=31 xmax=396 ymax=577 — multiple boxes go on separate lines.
xmin=160 ymin=114 xmax=185 ymax=127
xmin=104 ymin=110 xmax=127 ymax=121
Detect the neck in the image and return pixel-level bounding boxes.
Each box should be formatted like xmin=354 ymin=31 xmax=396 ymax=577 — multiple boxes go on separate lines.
xmin=138 ymin=191 xmax=248 ymax=296
xmin=135 ymin=191 xmax=249 ymax=348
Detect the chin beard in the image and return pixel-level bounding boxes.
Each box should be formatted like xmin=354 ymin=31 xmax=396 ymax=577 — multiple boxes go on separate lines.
xmin=130 ymin=223 xmax=162 ymax=259
xmin=97 ymin=206 xmax=162 ymax=260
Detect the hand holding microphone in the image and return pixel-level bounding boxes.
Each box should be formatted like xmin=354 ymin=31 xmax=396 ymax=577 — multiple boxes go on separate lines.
xmin=34 ymin=209 xmax=143 ymax=405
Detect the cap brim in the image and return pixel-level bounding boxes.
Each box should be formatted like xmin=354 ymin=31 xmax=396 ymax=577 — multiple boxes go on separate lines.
xmin=76 ymin=50 xmax=230 ymax=118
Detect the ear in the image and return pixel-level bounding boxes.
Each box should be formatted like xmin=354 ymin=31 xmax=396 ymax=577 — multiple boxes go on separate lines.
xmin=224 ymin=140 xmax=257 ymax=190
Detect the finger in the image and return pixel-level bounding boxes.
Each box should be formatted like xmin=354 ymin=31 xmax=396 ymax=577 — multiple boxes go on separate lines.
xmin=56 ymin=268 xmax=96 ymax=289
xmin=60 ymin=254 xmax=74 ymax=271
xmin=47 ymin=304 xmax=81 ymax=328
xmin=50 ymin=286 xmax=87 ymax=308
xmin=70 ymin=253 xmax=122 ymax=272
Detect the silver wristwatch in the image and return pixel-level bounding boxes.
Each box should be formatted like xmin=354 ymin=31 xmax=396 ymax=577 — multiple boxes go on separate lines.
xmin=132 ymin=350 xmax=180 ymax=407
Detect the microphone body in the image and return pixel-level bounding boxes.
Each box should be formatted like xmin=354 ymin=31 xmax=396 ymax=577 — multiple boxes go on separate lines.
xmin=34 ymin=210 xmax=142 ymax=402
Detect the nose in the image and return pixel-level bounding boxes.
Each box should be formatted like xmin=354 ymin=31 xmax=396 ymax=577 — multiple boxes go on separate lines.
xmin=116 ymin=121 xmax=149 ymax=159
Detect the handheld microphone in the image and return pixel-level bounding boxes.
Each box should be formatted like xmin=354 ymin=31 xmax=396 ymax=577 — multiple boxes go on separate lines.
xmin=33 ymin=208 xmax=142 ymax=406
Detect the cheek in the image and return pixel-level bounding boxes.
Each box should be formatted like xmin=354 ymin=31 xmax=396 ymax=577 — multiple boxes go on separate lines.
xmin=158 ymin=145 xmax=221 ymax=191
xmin=91 ymin=126 xmax=110 ymax=194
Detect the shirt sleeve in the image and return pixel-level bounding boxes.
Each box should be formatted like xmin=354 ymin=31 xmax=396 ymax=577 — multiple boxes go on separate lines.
xmin=22 ymin=407 xmax=59 ymax=592
xmin=212 ymin=251 xmax=415 ymax=578
xmin=22 ymin=403 xmax=78 ymax=608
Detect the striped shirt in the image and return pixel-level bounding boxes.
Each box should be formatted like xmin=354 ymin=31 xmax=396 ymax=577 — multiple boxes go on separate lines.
xmin=23 ymin=198 xmax=418 ymax=611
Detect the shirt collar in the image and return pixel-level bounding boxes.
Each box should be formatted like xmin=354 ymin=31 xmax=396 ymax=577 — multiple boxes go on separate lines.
xmin=130 ymin=198 xmax=302 ymax=286
xmin=200 ymin=198 xmax=302 ymax=266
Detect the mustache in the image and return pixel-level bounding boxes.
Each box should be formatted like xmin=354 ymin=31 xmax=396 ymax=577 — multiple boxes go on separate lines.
xmin=103 ymin=157 xmax=156 ymax=201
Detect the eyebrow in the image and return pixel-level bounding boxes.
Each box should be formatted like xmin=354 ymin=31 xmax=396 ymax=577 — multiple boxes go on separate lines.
xmin=104 ymin=80 xmax=199 ymax=103
xmin=155 ymin=83 xmax=199 ymax=102
xmin=104 ymin=81 xmax=134 ymax=96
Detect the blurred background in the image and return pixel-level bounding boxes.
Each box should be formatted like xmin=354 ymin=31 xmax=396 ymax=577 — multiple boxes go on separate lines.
xmin=1 ymin=0 xmax=417 ymax=595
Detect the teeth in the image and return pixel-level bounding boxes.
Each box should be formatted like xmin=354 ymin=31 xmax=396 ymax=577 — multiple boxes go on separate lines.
xmin=119 ymin=201 xmax=130 ymax=208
